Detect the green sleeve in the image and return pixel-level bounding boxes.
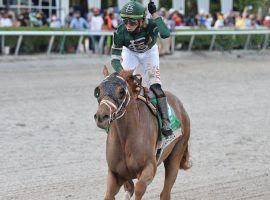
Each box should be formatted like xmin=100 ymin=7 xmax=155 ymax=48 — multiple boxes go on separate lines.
xmin=153 ymin=17 xmax=170 ymax=39
xmin=111 ymin=60 xmax=123 ymax=73
xmin=111 ymin=29 xmax=124 ymax=73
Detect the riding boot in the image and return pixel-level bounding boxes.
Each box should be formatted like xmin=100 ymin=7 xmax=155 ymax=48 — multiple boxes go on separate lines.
xmin=150 ymin=84 xmax=173 ymax=137
xmin=156 ymin=96 xmax=173 ymax=137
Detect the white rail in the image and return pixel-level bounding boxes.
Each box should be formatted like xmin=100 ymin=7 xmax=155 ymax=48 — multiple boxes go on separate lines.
xmin=170 ymin=29 xmax=270 ymax=52
xmin=171 ymin=29 xmax=270 ymax=36
xmin=0 ymin=29 xmax=269 ymax=56
xmin=0 ymin=30 xmax=113 ymax=56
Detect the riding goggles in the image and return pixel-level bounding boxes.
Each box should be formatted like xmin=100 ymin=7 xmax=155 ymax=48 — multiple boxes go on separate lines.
xmin=123 ymin=18 xmax=138 ymax=26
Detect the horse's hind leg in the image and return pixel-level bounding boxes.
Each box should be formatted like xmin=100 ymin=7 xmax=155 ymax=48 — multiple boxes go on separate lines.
xmin=180 ymin=143 xmax=191 ymax=170
xmin=123 ymin=180 xmax=134 ymax=200
xmin=160 ymin=140 xmax=189 ymax=200
xmin=104 ymin=170 xmax=124 ymax=200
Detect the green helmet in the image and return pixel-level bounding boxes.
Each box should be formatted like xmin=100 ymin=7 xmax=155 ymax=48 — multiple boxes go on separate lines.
xmin=120 ymin=0 xmax=146 ymax=19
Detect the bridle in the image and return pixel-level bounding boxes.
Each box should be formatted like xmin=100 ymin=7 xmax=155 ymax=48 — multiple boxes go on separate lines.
xmin=99 ymin=75 xmax=131 ymax=124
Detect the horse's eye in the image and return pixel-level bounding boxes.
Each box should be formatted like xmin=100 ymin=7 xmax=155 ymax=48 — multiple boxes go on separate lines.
xmin=94 ymin=87 xmax=100 ymax=98
xmin=119 ymin=88 xmax=126 ymax=99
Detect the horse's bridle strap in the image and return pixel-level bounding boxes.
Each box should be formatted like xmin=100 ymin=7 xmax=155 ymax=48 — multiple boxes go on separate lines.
xmin=100 ymin=99 xmax=117 ymax=111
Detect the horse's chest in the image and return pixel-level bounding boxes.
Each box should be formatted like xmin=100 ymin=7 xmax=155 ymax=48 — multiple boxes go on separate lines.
xmin=107 ymin=151 xmax=142 ymax=178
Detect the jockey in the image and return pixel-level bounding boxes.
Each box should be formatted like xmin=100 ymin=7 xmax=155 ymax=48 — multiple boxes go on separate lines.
xmin=111 ymin=0 xmax=173 ymax=137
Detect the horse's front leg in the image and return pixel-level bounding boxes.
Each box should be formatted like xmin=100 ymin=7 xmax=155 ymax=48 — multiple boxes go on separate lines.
xmin=135 ymin=162 xmax=156 ymax=200
xmin=104 ymin=169 xmax=124 ymax=200
xmin=123 ymin=180 xmax=134 ymax=200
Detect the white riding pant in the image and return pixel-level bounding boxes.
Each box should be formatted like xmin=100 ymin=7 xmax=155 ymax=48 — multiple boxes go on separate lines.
xmin=121 ymin=44 xmax=162 ymax=88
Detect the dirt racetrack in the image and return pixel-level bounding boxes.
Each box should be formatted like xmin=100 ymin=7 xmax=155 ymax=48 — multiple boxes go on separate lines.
xmin=0 ymin=52 xmax=270 ymax=200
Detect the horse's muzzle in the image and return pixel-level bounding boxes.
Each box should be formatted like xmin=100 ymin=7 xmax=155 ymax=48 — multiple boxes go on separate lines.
xmin=94 ymin=112 xmax=110 ymax=129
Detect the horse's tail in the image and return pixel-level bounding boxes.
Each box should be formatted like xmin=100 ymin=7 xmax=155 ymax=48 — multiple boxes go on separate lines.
xmin=180 ymin=143 xmax=191 ymax=170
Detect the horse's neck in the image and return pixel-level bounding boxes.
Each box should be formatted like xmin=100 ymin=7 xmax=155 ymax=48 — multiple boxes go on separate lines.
xmin=114 ymin=99 xmax=141 ymax=141
xmin=114 ymin=98 xmax=157 ymax=142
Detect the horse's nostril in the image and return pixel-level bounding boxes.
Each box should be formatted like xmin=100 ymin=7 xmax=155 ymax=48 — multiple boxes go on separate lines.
xmin=95 ymin=113 xmax=109 ymax=123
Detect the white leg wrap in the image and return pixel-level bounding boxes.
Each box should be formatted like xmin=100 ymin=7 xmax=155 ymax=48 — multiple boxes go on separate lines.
xmin=122 ymin=191 xmax=131 ymax=200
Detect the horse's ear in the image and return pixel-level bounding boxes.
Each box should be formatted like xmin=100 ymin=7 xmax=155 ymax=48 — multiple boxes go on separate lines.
xmin=103 ymin=65 xmax=109 ymax=77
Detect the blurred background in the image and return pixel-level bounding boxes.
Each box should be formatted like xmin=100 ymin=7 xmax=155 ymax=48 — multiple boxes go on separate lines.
xmin=0 ymin=0 xmax=270 ymax=56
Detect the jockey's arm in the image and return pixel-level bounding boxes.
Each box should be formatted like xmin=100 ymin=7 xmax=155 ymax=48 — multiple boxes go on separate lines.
xmin=111 ymin=56 xmax=123 ymax=73
xmin=111 ymin=30 xmax=124 ymax=73
xmin=151 ymin=12 xmax=170 ymax=39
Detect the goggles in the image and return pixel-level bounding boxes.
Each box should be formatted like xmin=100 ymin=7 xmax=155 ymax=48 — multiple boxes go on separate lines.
xmin=123 ymin=18 xmax=138 ymax=26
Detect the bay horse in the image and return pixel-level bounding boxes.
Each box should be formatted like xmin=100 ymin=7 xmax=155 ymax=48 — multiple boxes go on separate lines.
xmin=94 ymin=67 xmax=191 ymax=200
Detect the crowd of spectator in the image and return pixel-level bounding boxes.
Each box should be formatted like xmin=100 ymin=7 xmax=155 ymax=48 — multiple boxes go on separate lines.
xmin=1 ymin=6 xmax=270 ymax=30
xmin=161 ymin=7 xmax=270 ymax=30
xmin=192 ymin=11 xmax=270 ymax=29
xmin=0 ymin=6 xmax=269 ymax=54
xmin=0 ymin=7 xmax=119 ymax=30
xmin=0 ymin=9 xmax=49 ymax=27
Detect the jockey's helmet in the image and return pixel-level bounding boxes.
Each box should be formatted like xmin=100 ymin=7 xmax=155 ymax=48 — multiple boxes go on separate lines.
xmin=120 ymin=0 xmax=146 ymax=20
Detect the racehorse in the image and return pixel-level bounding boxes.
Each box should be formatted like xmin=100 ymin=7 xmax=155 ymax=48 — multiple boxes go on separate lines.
xmin=94 ymin=66 xmax=191 ymax=200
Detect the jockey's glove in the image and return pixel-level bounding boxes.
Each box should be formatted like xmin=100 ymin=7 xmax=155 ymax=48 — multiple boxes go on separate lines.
xmin=148 ymin=1 xmax=157 ymax=15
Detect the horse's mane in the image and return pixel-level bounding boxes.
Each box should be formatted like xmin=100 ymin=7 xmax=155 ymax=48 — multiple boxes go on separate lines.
xmin=119 ymin=70 xmax=141 ymax=97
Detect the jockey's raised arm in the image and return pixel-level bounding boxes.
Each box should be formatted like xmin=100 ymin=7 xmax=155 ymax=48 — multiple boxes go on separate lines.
xmin=150 ymin=16 xmax=170 ymax=38
xmin=148 ymin=0 xmax=170 ymax=38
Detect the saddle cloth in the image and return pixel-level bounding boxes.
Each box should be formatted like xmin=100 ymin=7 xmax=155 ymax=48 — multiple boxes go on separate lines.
xmin=137 ymin=90 xmax=183 ymax=162
xmin=137 ymin=89 xmax=182 ymax=140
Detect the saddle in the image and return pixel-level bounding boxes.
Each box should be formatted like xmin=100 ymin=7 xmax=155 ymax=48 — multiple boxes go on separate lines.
xmin=133 ymin=75 xmax=181 ymax=140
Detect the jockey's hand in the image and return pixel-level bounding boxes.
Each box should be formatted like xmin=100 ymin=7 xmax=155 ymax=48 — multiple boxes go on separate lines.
xmin=148 ymin=0 xmax=157 ymax=15
xmin=132 ymin=74 xmax=142 ymax=92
